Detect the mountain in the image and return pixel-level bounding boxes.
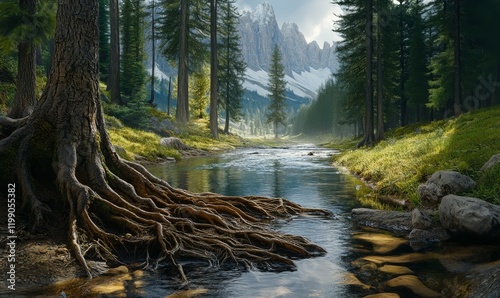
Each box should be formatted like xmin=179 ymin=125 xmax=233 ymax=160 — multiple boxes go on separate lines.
xmin=238 ymin=2 xmax=338 ymax=99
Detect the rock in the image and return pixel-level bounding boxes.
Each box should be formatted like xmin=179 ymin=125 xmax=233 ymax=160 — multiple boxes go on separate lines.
xmin=480 ymin=154 xmax=500 ymax=172
xmin=418 ymin=171 xmax=477 ymax=203
xmin=353 ymin=233 xmax=408 ymax=254
xmin=411 ymin=208 xmax=433 ymax=230
xmin=439 ymin=195 xmax=500 ymax=240
xmin=364 ymin=294 xmax=400 ymax=298
xmin=160 ymin=137 xmax=192 ymax=151
xmin=386 ymin=275 xmax=440 ymax=297
xmin=408 ymin=228 xmax=450 ymax=250
xmin=351 ymin=208 xmax=413 ymax=233
xmin=378 ymin=265 xmax=414 ymax=275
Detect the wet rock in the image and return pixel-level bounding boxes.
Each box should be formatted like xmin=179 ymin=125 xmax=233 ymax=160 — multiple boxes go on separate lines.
xmin=364 ymin=293 xmax=400 ymax=298
xmin=386 ymin=275 xmax=440 ymax=297
xmin=342 ymin=272 xmax=374 ymax=291
xmin=351 ymin=208 xmax=413 ymax=233
xmin=408 ymin=228 xmax=450 ymax=250
xmin=411 ymin=208 xmax=433 ymax=230
xmin=378 ymin=265 xmax=414 ymax=275
xmin=439 ymin=195 xmax=500 ymax=241
xmin=417 ymin=171 xmax=476 ymax=203
xmin=353 ymin=233 xmax=408 ymax=254
xmin=480 ymin=154 xmax=500 ymax=172
xmin=166 ymin=288 xmax=209 ymax=298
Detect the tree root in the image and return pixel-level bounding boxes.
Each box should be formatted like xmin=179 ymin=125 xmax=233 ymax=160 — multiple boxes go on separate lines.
xmin=1 ymin=112 xmax=332 ymax=282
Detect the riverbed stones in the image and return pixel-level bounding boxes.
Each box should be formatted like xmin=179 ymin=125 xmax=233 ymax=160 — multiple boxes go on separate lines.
xmin=351 ymin=208 xmax=413 ymax=232
xmin=378 ymin=265 xmax=414 ymax=275
xmin=385 ymin=275 xmax=440 ymax=297
xmin=439 ymin=195 xmax=500 ymax=240
xmin=353 ymin=233 xmax=408 ymax=254
xmin=417 ymin=170 xmax=476 ymax=203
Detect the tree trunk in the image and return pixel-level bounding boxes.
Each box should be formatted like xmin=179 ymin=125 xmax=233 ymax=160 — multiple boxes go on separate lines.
xmin=453 ymin=0 xmax=462 ymax=116
xmin=0 ymin=0 xmax=327 ymax=281
xmin=358 ymin=0 xmax=375 ymax=148
xmin=8 ymin=0 xmax=37 ymax=119
xmin=399 ymin=0 xmax=407 ymax=127
xmin=107 ymin=0 xmax=122 ymax=104
xmin=176 ymin=0 xmax=189 ymax=124
xmin=209 ymin=0 xmax=219 ymax=139
xmin=149 ymin=0 xmax=156 ymax=105
xmin=376 ymin=0 xmax=384 ymax=142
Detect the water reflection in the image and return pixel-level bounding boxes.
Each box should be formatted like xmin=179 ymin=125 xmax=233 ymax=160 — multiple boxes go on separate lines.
xmin=146 ymin=146 xmax=359 ymax=297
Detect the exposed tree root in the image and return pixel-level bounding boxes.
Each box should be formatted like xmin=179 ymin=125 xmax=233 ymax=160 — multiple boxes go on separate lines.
xmin=1 ymin=108 xmax=332 ymax=282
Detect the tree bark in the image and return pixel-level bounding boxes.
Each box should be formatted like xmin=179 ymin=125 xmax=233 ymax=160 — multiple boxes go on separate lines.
xmin=176 ymin=0 xmax=189 ymax=124
xmin=399 ymin=0 xmax=407 ymax=127
xmin=107 ymin=0 xmax=122 ymax=104
xmin=8 ymin=0 xmax=37 ymax=119
xmin=0 ymin=0 xmax=327 ymax=281
xmin=358 ymin=0 xmax=375 ymax=148
xmin=209 ymin=0 xmax=219 ymax=139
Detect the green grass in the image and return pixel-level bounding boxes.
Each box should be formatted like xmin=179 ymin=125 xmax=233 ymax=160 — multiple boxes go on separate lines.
xmin=107 ymin=115 xmax=181 ymax=162
xmin=333 ymin=106 xmax=500 ymax=205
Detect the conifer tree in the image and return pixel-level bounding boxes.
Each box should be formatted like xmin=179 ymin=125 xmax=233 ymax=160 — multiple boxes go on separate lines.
xmin=189 ymin=65 xmax=210 ymax=119
xmin=159 ymin=0 xmax=209 ymax=123
xmin=0 ymin=0 xmax=55 ymax=118
xmin=98 ymin=0 xmax=110 ymax=82
xmin=266 ymin=44 xmax=287 ymax=139
xmin=120 ymin=0 xmax=147 ymax=103
xmin=218 ymin=0 xmax=246 ymax=134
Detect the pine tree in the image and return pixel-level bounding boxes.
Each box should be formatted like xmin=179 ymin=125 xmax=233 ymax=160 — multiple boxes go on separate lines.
xmin=406 ymin=0 xmax=429 ymax=121
xmin=159 ymin=0 xmax=210 ymax=123
xmin=209 ymin=0 xmax=218 ymax=138
xmin=120 ymin=0 xmax=147 ymax=103
xmin=189 ymin=65 xmax=210 ymax=119
xmin=98 ymin=0 xmax=110 ymax=82
xmin=0 ymin=0 xmax=56 ymax=118
xmin=266 ymin=44 xmax=287 ymax=139
xmin=218 ymin=0 xmax=246 ymax=134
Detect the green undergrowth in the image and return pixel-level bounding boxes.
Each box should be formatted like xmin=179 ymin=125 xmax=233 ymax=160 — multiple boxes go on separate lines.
xmin=106 ymin=116 xmax=248 ymax=162
xmin=333 ymin=106 xmax=500 ymax=206
xmin=106 ymin=115 xmax=181 ymax=162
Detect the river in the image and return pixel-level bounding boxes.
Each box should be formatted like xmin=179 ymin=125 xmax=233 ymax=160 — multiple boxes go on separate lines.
xmin=144 ymin=145 xmax=362 ymax=297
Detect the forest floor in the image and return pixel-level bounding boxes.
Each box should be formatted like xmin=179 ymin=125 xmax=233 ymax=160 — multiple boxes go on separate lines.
xmin=328 ymin=105 xmax=500 ymax=207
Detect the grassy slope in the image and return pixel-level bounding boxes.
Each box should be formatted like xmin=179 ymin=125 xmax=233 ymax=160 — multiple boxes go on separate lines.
xmin=332 ymin=106 xmax=500 ymax=205
xmin=107 ymin=116 xmax=246 ymax=162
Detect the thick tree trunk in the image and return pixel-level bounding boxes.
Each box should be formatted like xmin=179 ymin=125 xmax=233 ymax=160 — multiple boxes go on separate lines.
xmin=0 ymin=0 xmax=327 ymax=281
xmin=209 ymin=0 xmax=219 ymax=139
xmin=176 ymin=0 xmax=189 ymax=124
xmin=399 ymin=0 xmax=407 ymax=127
xmin=107 ymin=0 xmax=122 ymax=104
xmin=8 ymin=0 xmax=37 ymax=119
xmin=149 ymin=0 xmax=156 ymax=105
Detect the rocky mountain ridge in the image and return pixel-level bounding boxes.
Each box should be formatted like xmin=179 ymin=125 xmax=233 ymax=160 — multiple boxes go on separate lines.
xmin=238 ymin=2 xmax=337 ymax=76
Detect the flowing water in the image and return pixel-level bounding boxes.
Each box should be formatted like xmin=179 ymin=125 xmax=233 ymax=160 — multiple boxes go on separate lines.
xmin=144 ymin=145 xmax=362 ymax=297
xmin=15 ymin=145 xmax=500 ymax=297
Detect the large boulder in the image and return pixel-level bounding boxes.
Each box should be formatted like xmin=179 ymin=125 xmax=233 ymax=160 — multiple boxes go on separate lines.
xmin=480 ymin=154 xmax=500 ymax=172
xmin=418 ymin=171 xmax=476 ymax=203
xmin=160 ymin=137 xmax=193 ymax=151
xmin=439 ymin=195 xmax=500 ymax=241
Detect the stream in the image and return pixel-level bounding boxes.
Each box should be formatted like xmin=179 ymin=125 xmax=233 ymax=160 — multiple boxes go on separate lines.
xmin=17 ymin=145 xmax=500 ymax=297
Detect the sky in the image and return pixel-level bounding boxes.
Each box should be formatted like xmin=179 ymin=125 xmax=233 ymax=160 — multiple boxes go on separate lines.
xmin=235 ymin=0 xmax=341 ymax=46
